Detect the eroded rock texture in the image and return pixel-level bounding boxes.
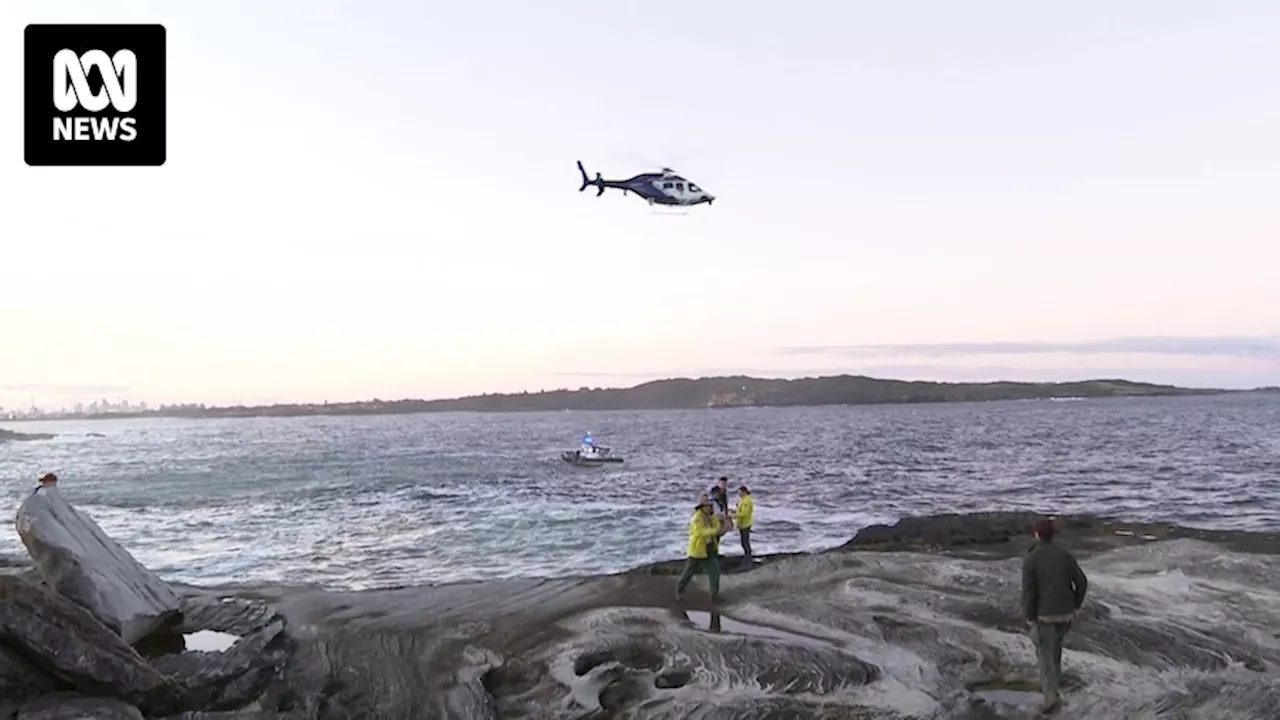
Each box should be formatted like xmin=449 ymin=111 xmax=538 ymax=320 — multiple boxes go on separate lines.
xmin=480 ymin=540 xmax=1280 ymax=718
xmin=229 ymin=521 xmax=1280 ymax=720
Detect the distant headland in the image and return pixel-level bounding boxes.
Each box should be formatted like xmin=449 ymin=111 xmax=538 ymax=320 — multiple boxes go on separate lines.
xmin=5 ymin=374 xmax=1246 ymax=423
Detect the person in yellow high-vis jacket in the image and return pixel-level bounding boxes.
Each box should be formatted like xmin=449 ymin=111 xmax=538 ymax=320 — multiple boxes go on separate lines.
xmin=675 ymin=497 xmax=729 ymax=602
xmin=734 ymin=485 xmax=754 ymax=561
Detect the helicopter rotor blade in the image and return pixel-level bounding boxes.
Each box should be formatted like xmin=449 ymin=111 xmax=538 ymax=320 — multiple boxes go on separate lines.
xmin=607 ymin=150 xmax=687 ymax=175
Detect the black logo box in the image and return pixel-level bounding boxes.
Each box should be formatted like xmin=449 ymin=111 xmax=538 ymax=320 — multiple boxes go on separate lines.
xmin=24 ymin=24 xmax=166 ymax=167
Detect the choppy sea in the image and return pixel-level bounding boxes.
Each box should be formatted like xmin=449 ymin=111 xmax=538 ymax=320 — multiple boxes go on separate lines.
xmin=2 ymin=393 xmax=1277 ymax=590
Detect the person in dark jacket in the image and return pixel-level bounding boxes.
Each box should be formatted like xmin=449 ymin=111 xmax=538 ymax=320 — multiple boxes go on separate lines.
xmin=707 ymin=478 xmax=732 ymax=557
xmin=1021 ymin=518 xmax=1088 ymax=713
xmin=708 ymin=477 xmax=730 ymax=515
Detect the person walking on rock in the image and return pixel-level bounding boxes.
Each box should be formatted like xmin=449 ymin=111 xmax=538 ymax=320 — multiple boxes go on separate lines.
xmin=1021 ymin=518 xmax=1088 ymax=714
xmin=676 ymin=497 xmax=729 ymax=603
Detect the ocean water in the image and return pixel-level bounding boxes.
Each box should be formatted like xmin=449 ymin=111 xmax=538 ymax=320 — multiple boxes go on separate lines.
xmin=1 ymin=393 xmax=1277 ymax=590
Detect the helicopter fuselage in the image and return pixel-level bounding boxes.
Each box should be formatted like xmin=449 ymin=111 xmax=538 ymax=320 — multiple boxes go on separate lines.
xmin=598 ymin=173 xmax=713 ymax=206
xmin=577 ymin=161 xmax=715 ymax=206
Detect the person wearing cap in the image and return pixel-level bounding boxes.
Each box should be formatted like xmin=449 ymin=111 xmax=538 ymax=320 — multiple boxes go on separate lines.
xmin=675 ymin=497 xmax=729 ymax=602
xmin=733 ymin=485 xmax=754 ymax=561
xmin=695 ymin=491 xmax=723 ymax=558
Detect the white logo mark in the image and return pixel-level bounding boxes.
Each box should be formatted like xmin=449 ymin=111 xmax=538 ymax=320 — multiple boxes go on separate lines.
xmin=53 ymin=48 xmax=137 ymax=113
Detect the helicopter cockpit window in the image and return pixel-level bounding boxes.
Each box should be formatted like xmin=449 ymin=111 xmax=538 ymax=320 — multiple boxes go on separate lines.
xmin=688 ymin=184 xmax=700 ymax=192
xmin=676 ymin=182 xmax=684 ymax=191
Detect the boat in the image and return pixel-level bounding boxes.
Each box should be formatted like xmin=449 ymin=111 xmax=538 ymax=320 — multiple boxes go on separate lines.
xmin=561 ymin=432 xmax=624 ymax=466
xmin=561 ymin=447 xmax=624 ymax=465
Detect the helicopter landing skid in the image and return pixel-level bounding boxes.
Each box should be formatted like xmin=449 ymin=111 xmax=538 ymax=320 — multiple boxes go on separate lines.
xmin=647 ymin=204 xmax=690 ymax=217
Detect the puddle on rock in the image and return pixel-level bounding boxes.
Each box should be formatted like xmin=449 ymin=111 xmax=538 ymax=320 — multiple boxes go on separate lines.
xmin=683 ymin=610 xmax=828 ymax=647
xmin=973 ymin=689 xmax=1044 ymax=707
xmin=184 ymin=630 xmax=240 ymax=652
xmin=968 ymin=677 xmax=1046 ymax=710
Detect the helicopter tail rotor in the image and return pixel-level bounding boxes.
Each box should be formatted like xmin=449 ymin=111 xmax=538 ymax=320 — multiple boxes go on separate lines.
xmin=576 ymin=161 xmax=608 ymax=197
xmin=576 ymin=161 xmax=610 ymax=197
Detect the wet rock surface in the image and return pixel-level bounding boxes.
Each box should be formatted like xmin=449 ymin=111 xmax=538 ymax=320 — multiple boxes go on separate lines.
xmin=16 ymin=487 xmax=182 ymax=644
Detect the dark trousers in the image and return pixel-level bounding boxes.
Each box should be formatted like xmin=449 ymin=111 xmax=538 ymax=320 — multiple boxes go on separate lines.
xmin=1032 ymin=621 xmax=1071 ymax=703
xmin=675 ymin=555 xmax=721 ymax=600
xmin=739 ymin=528 xmax=752 ymax=559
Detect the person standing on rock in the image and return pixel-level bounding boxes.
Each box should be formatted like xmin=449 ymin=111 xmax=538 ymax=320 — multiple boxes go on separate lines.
xmin=733 ymin=485 xmax=754 ymax=562
xmin=1022 ymin=518 xmax=1089 ymax=714
xmin=715 ymin=477 xmax=737 ymax=512
xmin=675 ymin=497 xmax=730 ymax=603
xmin=708 ymin=477 xmax=733 ymax=554
xmin=696 ymin=491 xmax=725 ymax=559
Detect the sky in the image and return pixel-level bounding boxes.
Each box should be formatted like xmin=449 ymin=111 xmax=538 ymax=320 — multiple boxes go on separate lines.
xmin=1 ymin=0 xmax=1277 ymax=408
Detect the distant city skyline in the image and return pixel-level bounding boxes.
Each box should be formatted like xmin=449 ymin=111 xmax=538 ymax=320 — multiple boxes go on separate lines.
xmin=4 ymin=1 xmax=1277 ymax=407
xmin=0 ymin=397 xmax=152 ymax=421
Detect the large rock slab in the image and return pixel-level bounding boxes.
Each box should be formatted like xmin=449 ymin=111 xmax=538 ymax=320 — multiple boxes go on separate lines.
xmin=0 ymin=575 xmax=181 ymax=710
xmin=16 ymin=486 xmax=181 ymax=644
xmin=842 ymin=511 xmax=1055 ymax=550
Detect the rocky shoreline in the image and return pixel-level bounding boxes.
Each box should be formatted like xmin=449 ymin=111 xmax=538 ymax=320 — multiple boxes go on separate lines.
xmin=3 ymin=499 xmax=1279 ymax=719
xmin=0 ymin=429 xmax=56 ymax=443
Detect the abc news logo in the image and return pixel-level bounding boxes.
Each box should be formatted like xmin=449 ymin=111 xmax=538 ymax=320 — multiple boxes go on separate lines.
xmin=24 ymin=24 xmax=166 ymax=166
xmin=54 ymin=49 xmax=139 ymax=142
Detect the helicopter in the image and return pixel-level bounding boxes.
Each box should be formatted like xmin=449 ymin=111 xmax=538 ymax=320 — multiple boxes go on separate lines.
xmin=576 ymin=161 xmax=715 ymax=207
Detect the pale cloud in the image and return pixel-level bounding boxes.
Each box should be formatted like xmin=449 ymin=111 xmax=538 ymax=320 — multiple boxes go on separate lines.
xmin=542 ymin=337 xmax=1280 ymax=391
xmin=0 ymin=383 xmax=131 ymax=394
xmin=777 ymin=335 xmax=1280 ymax=360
